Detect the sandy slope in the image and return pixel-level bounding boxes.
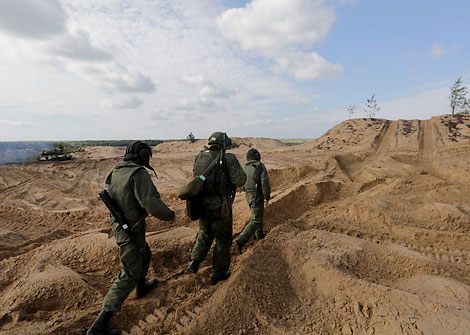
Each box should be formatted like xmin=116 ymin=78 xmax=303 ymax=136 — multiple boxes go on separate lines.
xmin=2 ymin=115 xmax=470 ymax=334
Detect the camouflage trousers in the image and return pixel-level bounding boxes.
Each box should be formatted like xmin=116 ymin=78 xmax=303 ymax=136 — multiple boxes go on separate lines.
xmin=236 ymin=197 xmax=265 ymax=247
xmin=190 ymin=210 xmax=233 ymax=278
xmin=103 ymin=221 xmax=151 ymax=312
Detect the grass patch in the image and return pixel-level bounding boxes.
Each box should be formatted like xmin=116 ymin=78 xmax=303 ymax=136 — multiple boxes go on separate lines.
xmin=278 ymin=139 xmax=311 ymax=146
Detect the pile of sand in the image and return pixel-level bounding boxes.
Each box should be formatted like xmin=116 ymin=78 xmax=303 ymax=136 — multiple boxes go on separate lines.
xmin=155 ymin=137 xmax=284 ymax=154
xmin=72 ymin=146 xmax=125 ymax=160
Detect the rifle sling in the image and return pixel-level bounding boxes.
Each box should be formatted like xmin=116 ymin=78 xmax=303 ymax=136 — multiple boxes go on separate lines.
xmin=201 ymin=153 xmax=220 ymax=178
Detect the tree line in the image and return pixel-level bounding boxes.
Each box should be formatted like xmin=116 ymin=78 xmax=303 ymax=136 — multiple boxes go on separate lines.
xmin=51 ymin=139 xmax=166 ymax=148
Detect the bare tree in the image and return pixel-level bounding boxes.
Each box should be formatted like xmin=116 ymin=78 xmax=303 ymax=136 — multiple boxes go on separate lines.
xmin=347 ymin=105 xmax=357 ymax=119
xmin=450 ymin=76 xmax=470 ymax=114
xmin=364 ymin=94 xmax=380 ymax=118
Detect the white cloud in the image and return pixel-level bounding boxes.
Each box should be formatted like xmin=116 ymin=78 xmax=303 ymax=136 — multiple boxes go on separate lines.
xmin=218 ymin=0 xmax=335 ymax=52
xmin=53 ymin=102 xmax=64 ymax=108
xmin=151 ymin=110 xmax=173 ymax=121
xmin=338 ymin=0 xmax=360 ymax=4
xmin=81 ymin=64 xmax=156 ymax=93
xmin=47 ymin=30 xmax=112 ymax=62
xmin=430 ymin=43 xmax=444 ymax=58
xmin=0 ymin=0 xmax=348 ymax=140
xmin=271 ymin=49 xmax=343 ymax=80
xmin=244 ymin=119 xmax=273 ymax=127
xmin=176 ymin=75 xmax=239 ymax=116
xmin=199 ymin=85 xmax=234 ymax=100
xmin=100 ymin=97 xmax=144 ymax=109
xmin=172 ymin=97 xmax=219 ymax=112
xmin=381 ymin=87 xmax=449 ymax=120
xmin=0 ymin=0 xmax=156 ymax=95
xmin=0 ymin=120 xmax=28 ymax=127
xmin=217 ymin=0 xmax=342 ymax=80
xmin=414 ymin=78 xmax=452 ymax=90
xmin=182 ymin=75 xmax=236 ymax=100
xmin=293 ymin=97 xmax=313 ymax=106
xmin=182 ymin=76 xmax=206 ymax=87
xmin=0 ymin=0 xmax=67 ymax=39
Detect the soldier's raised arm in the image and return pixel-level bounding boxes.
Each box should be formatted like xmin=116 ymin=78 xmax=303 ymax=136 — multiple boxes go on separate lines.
xmin=132 ymin=169 xmax=175 ymax=221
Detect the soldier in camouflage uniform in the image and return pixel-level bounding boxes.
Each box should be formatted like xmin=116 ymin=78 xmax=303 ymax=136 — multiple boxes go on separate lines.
xmin=187 ymin=132 xmax=246 ymax=285
xmin=87 ymin=141 xmax=175 ymax=335
xmin=234 ymin=148 xmax=270 ymax=254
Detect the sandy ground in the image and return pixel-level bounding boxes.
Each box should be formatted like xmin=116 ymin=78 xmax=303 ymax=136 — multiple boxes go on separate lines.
xmin=2 ymin=115 xmax=470 ymax=334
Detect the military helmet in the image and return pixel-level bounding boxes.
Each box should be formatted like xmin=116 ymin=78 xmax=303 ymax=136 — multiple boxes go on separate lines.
xmin=208 ymin=132 xmax=232 ymax=147
xmin=246 ymin=148 xmax=261 ymax=161
xmin=124 ymin=141 xmax=152 ymax=169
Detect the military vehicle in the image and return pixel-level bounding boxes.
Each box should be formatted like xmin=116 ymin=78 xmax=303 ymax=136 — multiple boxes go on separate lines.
xmin=39 ymin=148 xmax=72 ymax=161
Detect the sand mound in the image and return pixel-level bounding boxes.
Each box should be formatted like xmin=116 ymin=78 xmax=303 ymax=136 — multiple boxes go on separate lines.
xmin=154 ymin=140 xmax=207 ymax=153
xmin=3 ymin=118 xmax=470 ymax=334
xmin=72 ymin=146 xmax=125 ymax=160
xmin=155 ymin=137 xmax=284 ymax=154
xmin=232 ymin=137 xmax=285 ymax=150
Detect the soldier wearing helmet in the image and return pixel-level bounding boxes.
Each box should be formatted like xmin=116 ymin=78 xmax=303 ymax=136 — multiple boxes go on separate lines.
xmin=187 ymin=132 xmax=246 ymax=285
xmin=234 ymin=148 xmax=271 ymax=254
xmin=87 ymin=141 xmax=175 ymax=335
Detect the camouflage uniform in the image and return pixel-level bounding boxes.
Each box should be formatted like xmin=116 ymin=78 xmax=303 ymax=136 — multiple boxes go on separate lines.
xmin=102 ymin=160 xmax=175 ymax=311
xmin=189 ymin=132 xmax=246 ymax=279
xmin=87 ymin=142 xmax=174 ymax=335
xmin=235 ymin=149 xmax=271 ymax=248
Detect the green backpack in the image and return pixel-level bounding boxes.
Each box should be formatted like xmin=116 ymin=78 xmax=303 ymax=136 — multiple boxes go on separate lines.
xmin=176 ymin=154 xmax=219 ymax=200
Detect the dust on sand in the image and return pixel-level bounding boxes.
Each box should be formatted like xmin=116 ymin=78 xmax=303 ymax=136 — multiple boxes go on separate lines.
xmin=2 ymin=115 xmax=470 ymax=334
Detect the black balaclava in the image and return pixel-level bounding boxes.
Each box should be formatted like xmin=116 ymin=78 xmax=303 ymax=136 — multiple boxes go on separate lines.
xmin=124 ymin=141 xmax=158 ymax=178
xmin=246 ymin=148 xmax=261 ymax=161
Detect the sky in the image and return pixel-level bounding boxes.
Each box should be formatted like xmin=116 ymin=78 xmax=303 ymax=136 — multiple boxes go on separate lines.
xmin=0 ymin=0 xmax=469 ymax=141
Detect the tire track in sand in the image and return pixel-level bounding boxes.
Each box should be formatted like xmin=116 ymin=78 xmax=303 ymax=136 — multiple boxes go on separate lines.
xmin=372 ymin=120 xmax=398 ymax=155
xmin=418 ymin=119 xmax=434 ymax=161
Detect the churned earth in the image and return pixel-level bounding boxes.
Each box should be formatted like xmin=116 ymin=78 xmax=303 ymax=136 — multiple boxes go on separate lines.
xmin=1 ymin=115 xmax=470 ymax=335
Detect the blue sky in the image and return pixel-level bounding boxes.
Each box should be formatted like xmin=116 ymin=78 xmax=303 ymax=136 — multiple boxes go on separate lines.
xmin=0 ymin=0 xmax=469 ymax=141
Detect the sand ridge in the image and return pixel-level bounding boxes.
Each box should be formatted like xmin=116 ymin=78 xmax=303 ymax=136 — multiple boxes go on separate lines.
xmin=2 ymin=114 xmax=470 ymax=334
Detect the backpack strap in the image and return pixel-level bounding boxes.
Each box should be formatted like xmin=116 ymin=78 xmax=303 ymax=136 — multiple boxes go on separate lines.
xmin=201 ymin=153 xmax=220 ymax=178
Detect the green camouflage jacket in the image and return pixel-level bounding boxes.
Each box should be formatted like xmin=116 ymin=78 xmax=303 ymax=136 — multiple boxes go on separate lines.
xmin=243 ymin=160 xmax=271 ymax=205
xmin=105 ymin=161 xmax=175 ymax=228
xmin=193 ymin=145 xmax=246 ymax=212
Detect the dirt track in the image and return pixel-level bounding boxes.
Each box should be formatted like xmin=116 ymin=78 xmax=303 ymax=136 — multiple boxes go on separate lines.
xmin=2 ymin=115 xmax=470 ymax=334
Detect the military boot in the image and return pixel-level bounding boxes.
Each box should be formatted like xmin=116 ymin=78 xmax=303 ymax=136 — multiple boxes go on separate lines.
xmin=187 ymin=259 xmax=200 ymax=273
xmin=136 ymin=278 xmax=158 ymax=299
xmin=86 ymin=310 xmax=121 ymax=335
xmin=211 ymin=271 xmax=231 ymax=285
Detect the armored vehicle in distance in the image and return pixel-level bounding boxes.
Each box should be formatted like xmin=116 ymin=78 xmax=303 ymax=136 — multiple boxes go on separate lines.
xmin=39 ymin=148 xmax=72 ymax=161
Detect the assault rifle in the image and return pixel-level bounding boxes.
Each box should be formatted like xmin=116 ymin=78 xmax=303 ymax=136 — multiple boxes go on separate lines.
xmin=220 ymin=133 xmax=230 ymax=217
xmin=98 ymin=189 xmax=147 ymax=259
xmin=98 ymin=190 xmax=135 ymax=240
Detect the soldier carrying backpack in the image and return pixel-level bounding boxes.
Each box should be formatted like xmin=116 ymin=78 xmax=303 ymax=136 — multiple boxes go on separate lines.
xmin=186 ymin=132 xmax=246 ymax=284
